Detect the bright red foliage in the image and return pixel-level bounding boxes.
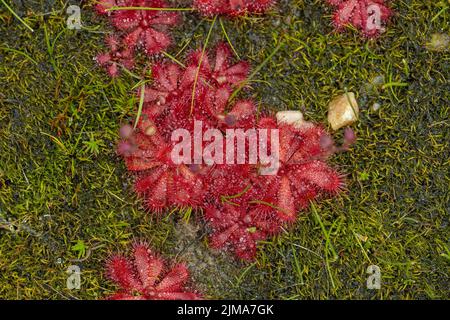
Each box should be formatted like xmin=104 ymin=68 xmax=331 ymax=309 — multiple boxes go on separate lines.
xmin=106 ymin=242 xmax=202 ymax=300
xmin=138 ymin=43 xmax=251 ymax=134
xmin=116 ymin=42 xmax=349 ymax=260
xmin=193 ymin=0 xmax=277 ymax=17
xmin=206 ymin=203 xmax=276 ymax=260
xmin=96 ymin=35 xmax=135 ymax=77
xmin=94 ymin=0 xmax=178 ymax=77
xmin=187 ymin=44 xmax=250 ymax=87
xmin=252 ymin=117 xmax=343 ymax=221
xmin=93 ymin=0 xmax=351 ymax=262
xmin=112 ymin=0 xmax=178 ymax=55
xmin=119 ymin=123 xmax=205 ymax=211
xmin=326 ymin=0 xmax=392 ymax=37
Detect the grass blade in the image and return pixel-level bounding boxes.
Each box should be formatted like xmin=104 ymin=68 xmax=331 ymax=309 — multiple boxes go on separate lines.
xmin=0 ymin=0 xmax=34 ymax=32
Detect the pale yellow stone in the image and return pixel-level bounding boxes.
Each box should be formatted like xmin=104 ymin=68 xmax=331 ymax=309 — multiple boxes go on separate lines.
xmin=276 ymin=110 xmax=303 ymax=124
xmin=426 ymin=33 xmax=450 ymax=52
xmin=327 ymin=93 xmax=359 ymax=130
xmin=145 ymin=125 xmax=157 ymax=136
xmin=276 ymin=110 xmax=313 ymax=129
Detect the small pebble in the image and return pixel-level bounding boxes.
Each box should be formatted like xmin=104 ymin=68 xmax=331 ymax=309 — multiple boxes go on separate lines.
xmin=426 ymin=33 xmax=450 ymax=52
xmin=276 ymin=110 xmax=312 ymax=129
xmin=327 ymin=92 xmax=359 ymax=130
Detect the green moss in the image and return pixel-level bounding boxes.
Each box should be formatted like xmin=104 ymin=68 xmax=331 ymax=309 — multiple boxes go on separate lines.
xmin=0 ymin=0 xmax=449 ymax=299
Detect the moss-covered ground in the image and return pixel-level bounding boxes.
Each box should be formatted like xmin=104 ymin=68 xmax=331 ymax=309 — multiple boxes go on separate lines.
xmin=0 ymin=0 xmax=449 ymax=299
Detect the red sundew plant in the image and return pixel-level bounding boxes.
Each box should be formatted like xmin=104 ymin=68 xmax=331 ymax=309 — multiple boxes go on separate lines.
xmin=111 ymin=0 xmax=179 ymax=55
xmin=93 ymin=2 xmax=354 ymax=260
xmin=187 ymin=43 xmax=250 ymax=88
xmin=205 ymin=202 xmax=277 ymax=261
xmin=94 ymin=0 xmax=179 ymax=77
xmin=326 ymin=0 xmax=392 ymax=37
xmin=193 ymin=0 xmax=277 ymax=17
xmin=118 ymin=125 xmax=205 ymax=211
xmin=114 ymin=43 xmax=352 ymax=260
xmin=93 ymin=0 xmax=275 ymax=78
xmin=106 ymin=242 xmax=202 ymax=300
xmin=253 ymin=117 xmax=344 ymax=221
xmin=96 ymin=35 xmax=135 ymax=77
xmin=137 ymin=43 xmax=251 ymax=135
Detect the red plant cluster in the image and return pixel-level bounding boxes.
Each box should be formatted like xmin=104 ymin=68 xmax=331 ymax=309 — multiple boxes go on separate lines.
xmin=193 ymin=0 xmax=277 ymax=17
xmin=96 ymin=35 xmax=135 ymax=77
xmin=94 ymin=0 xmax=179 ymax=77
xmin=93 ymin=0 xmax=281 ymax=77
xmin=326 ymin=0 xmax=392 ymax=37
xmin=93 ymin=0 xmax=352 ymax=261
xmin=118 ymin=43 xmax=352 ymax=260
xmin=106 ymin=242 xmax=202 ymax=300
